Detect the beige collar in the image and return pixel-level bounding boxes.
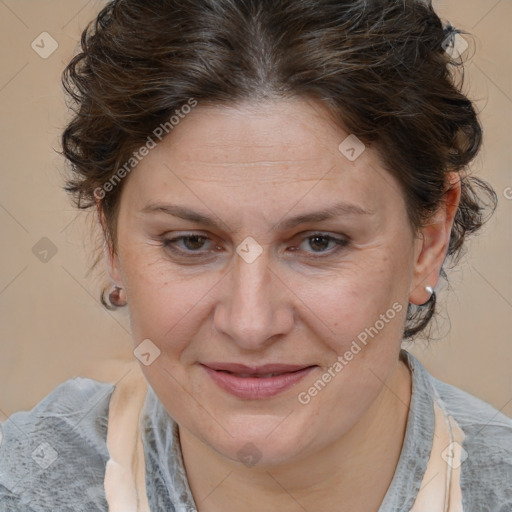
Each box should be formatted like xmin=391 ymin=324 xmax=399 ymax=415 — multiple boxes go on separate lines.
xmin=409 ymin=399 xmax=465 ymax=511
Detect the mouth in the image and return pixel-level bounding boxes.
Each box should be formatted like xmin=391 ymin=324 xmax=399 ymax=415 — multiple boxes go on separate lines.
xmin=200 ymin=362 xmax=317 ymax=399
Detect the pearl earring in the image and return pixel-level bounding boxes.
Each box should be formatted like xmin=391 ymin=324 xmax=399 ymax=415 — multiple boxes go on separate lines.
xmin=425 ymin=286 xmax=434 ymax=295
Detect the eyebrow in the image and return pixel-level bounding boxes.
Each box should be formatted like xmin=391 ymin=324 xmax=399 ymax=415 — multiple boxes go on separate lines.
xmin=140 ymin=201 xmax=374 ymax=231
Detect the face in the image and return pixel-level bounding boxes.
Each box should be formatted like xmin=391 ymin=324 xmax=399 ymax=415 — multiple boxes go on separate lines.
xmin=104 ymin=98 xmax=450 ymax=467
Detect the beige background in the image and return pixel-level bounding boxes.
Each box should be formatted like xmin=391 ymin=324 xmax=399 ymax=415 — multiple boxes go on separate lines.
xmin=0 ymin=0 xmax=511 ymax=421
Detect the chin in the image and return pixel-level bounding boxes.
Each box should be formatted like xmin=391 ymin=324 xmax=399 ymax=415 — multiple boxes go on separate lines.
xmin=191 ymin=410 xmax=323 ymax=469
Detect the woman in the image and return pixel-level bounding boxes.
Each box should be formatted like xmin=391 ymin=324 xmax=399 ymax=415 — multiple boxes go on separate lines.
xmin=1 ymin=0 xmax=511 ymax=510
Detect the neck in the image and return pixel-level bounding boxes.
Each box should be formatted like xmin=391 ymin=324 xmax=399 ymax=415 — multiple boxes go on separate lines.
xmin=179 ymin=358 xmax=412 ymax=512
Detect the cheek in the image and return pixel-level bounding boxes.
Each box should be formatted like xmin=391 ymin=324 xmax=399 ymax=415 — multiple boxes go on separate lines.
xmin=292 ymin=262 xmax=408 ymax=435
xmin=120 ymin=246 xmax=222 ymax=351
xmin=292 ymin=252 xmax=409 ymax=352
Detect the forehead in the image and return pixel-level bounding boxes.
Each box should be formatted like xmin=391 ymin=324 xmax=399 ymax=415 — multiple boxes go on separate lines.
xmin=151 ymin=99 xmax=341 ymax=185
xmin=122 ymin=98 xmax=403 ymax=220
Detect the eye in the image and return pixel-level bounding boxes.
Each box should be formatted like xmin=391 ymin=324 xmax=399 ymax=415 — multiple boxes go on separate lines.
xmin=161 ymin=233 xmax=215 ymax=255
xmin=294 ymin=233 xmax=349 ymax=256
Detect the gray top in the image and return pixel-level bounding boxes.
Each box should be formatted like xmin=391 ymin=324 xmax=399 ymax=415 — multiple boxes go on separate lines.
xmin=1 ymin=350 xmax=512 ymax=511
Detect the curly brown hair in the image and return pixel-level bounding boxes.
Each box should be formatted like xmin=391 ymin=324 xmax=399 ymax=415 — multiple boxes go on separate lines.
xmin=61 ymin=0 xmax=497 ymax=339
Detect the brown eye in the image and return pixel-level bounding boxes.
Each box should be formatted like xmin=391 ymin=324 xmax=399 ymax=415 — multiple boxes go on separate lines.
xmin=180 ymin=235 xmax=208 ymax=251
xmin=308 ymin=235 xmax=332 ymax=252
xmin=297 ymin=233 xmax=348 ymax=255
xmin=161 ymin=234 xmax=212 ymax=255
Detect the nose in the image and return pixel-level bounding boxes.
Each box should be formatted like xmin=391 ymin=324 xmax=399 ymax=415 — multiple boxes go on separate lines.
xmin=213 ymin=250 xmax=294 ymax=350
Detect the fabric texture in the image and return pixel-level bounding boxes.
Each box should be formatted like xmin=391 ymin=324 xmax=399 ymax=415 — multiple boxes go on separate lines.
xmin=103 ymin=364 xmax=150 ymax=512
xmin=1 ymin=350 xmax=511 ymax=511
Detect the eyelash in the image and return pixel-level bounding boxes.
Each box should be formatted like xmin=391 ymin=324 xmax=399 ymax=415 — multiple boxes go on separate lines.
xmin=160 ymin=232 xmax=350 ymax=259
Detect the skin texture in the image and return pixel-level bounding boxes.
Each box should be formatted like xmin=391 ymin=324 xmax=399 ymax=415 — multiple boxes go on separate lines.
xmin=102 ymin=98 xmax=461 ymax=511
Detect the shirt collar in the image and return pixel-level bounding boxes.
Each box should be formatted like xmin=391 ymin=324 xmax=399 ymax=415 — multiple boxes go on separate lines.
xmin=378 ymin=349 xmax=435 ymax=511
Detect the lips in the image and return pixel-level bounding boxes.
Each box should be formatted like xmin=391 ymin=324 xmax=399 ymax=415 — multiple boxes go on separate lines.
xmin=201 ymin=362 xmax=317 ymax=399
xmin=203 ymin=362 xmax=311 ymax=375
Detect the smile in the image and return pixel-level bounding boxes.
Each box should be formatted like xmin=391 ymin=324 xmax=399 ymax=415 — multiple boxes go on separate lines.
xmin=200 ymin=363 xmax=317 ymax=399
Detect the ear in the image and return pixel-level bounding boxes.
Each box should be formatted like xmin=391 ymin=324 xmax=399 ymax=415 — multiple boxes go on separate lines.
xmin=96 ymin=201 xmax=124 ymax=287
xmin=409 ymin=173 xmax=461 ymax=305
